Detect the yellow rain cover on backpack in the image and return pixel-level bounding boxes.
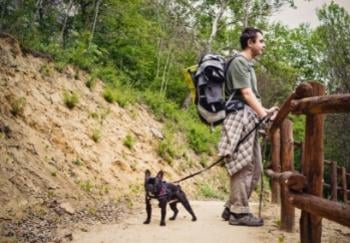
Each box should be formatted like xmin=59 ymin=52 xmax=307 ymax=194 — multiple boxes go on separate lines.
xmin=183 ymin=65 xmax=198 ymax=103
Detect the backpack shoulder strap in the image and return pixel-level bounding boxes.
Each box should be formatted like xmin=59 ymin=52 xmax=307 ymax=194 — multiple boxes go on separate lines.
xmin=223 ymin=53 xmax=242 ymax=102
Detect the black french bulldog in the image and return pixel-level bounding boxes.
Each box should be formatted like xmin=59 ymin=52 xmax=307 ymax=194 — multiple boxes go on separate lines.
xmin=143 ymin=169 xmax=197 ymax=226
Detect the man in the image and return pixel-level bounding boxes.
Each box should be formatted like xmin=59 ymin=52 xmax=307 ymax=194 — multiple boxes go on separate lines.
xmin=218 ymin=27 xmax=278 ymax=226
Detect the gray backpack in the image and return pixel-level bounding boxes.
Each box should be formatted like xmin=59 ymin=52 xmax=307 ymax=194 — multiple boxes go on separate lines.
xmin=192 ymin=54 xmax=244 ymax=126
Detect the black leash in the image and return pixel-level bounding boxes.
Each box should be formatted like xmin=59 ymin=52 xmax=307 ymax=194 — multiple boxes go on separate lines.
xmin=172 ymin=156 xmax=225 ymax=184
xmin=172 ymin=115 xmax=271 ymax=184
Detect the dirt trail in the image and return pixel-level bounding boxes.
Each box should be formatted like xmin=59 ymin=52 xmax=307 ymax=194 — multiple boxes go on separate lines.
xmin=72 ymin=200 xmax=350 ymax=243
xmin=72 ymin=201 xmax=265 ymax=243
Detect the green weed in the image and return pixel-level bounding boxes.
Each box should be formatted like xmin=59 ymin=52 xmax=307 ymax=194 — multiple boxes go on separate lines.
xmin=10 ymin=97 xmax=26 ymax=116
xmin=79 ymin=180 xmax=93 ymax=192
xmin=85 ymin=77 xmax=96 ymax=90
xmin=54 ymin=62 xmax=66 ymax=73
xmin=73 ymin=159 xmax=83 ymax=166
xmin=123 ymin=133 xmax=135 ymax=149
xmin=103 ymin=88 xmax=114 ymax=103
xmin=39 ymin=64 xmax=53 ymax=76
xmin=63 ymin=90 xmax=79 ymax=109
xmin=91 ymin=129 xmax=101 ymax=142
xmin=199 ymin=183 xmax=219 ymax=199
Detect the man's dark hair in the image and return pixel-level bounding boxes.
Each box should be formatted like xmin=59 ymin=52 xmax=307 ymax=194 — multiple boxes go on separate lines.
xmin=240 ymin=27 xmax=263 ymax=50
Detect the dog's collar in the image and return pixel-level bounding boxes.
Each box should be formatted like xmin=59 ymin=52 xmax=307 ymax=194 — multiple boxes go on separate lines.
xmin=147 ymin=183 xmax=168 ymax=199
xmin=158 ymin=184 xmax=167 ymax=197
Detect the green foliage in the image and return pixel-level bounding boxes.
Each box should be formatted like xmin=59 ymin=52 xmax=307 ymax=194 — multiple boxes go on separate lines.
xmin=156 ymin=124 xmax=184 ymax=164
xmin=186 ymin=124 xmax=219 ymax=154
xmin=103 ymin=85 xmax=138 ymax=107
xmin=72 ymin=159 xmax=83 ymax=166
xmin=85 ymin=77 xmax=97 ymax=90
xmin=289 ymin=115 xmax=305 ymax=142
xmin=10 ymin=97 xmax=26 ymax=117
xmin=144 ymin=91 xmax=219 ymax=155
xmin=198 ymin=182 xmax=222 ymax=199
xmin=79 ymin=180 xmax=94 ymax=192
xmin=317 ymin=3 xmax=350 ymax=170
xmin=123 ymin=133 xmax=135 ymax=149
xmin=39 ymin=64 xmax=53 ymax=76
xmin=91 ymin=129 xmax=102 ymax=143
xmin=63 ymin=91 xmax=79 ymax=109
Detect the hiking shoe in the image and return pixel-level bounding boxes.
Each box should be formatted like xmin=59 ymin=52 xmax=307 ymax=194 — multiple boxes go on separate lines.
xmin=221 ymin=207 xmax=230 ymax=221
xmin=229 ymin=213 xmax=264 ymax=227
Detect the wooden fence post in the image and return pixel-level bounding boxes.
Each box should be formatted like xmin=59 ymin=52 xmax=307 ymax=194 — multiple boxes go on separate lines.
xmin=300 ymin=82 xmax=325 ymax=243
xmin=331 ymin=161 xmax=337 ymax=201
xmin=280 ymin=119 xmax=294 ymax=232
xmin=341 ymin=167 xmax=348 ymax=203
xmin=300 ymin=142 xmax=305 ymax=172
xmin=271 ymin=129 xmax=281 ymax=204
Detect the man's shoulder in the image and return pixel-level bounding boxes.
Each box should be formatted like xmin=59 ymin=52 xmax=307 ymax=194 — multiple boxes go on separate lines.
xmin=229 ymin=54 xmax=250 ymax=71
xmin=231 ymin=54 xmax=249 ymax=66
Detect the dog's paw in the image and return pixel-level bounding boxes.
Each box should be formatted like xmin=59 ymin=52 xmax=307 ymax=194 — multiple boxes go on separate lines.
xmin=169 ymin=216 xmax=176 ymax=221
xmin=143 ymin=220 xmax=151 ymax=224
xmin=192 ymin=217 xmax=197 ymax=221
xmin=160 ymin=222 xmax=166 ymax=226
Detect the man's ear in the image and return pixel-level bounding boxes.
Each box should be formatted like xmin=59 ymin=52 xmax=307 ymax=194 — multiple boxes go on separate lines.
xmin=145 ymin=169 xmax=151 ymax=179
xmin=247 ymin=38 xmax=254 ymax=47
xmin=156 ymin=170 xmax=164 ymax=180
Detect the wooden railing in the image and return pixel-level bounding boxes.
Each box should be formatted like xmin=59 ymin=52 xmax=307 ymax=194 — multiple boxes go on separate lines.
xmin=265 ymin=81 xmax=350 ymax=243
xmin=323 ymin=160 xmax=350 ymax=203
xmin=292 ymin=143 xmax=350 ymax=203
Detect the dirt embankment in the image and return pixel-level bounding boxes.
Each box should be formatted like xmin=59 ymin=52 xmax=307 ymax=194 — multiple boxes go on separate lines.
xmin=0 ymin=33 xmax=227 ymax=242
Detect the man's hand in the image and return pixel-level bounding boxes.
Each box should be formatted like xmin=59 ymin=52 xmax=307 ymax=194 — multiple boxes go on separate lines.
xmin=266 ymin=106 xmax=279 ymax=121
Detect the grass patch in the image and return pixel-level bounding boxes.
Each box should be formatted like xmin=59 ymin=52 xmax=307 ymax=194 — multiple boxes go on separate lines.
xmin=198 ymin=182 xmax=220 ymax=199
xmin=143 ymin=91 xmax=219 ymax=155
xmin=102 ymin=85 xmax=138 ymax=107
xmin=63 ymin=90 xmax=79 ymax=109
xmin=79 ymin=180 xmax=93 ymax=192
xmin=54 ymin=62 xmax=66 ymax=73
xmin=85 ymin=77 xmax=97 ymax=90
xmin=123 ymin=133 xmax=135 ymax=149
xmin=39 ymin=63 xmax=53 ymax=76
xmin=10 ymin=97 xmax=26 ymax=116
xmin=72 ymin=159 xmax=83 ymax=166
xmin=91 ymin=129 xmax=101 ymax=142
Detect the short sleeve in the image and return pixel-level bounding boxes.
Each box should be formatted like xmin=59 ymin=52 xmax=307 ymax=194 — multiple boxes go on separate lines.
xmin=227 ymin=58 xmax=251 ymax=89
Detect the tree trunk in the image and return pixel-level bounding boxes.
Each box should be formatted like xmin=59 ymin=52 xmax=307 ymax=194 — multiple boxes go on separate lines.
xmin=60 ymin=0 xmax=74 ymax=46
xmin=89 ymin=0 xmax=102 ymax=48
xmin=206 ymin=0 xmax=227 ymax=52
xmin=243 ymin=0 xmax=251 ymax=28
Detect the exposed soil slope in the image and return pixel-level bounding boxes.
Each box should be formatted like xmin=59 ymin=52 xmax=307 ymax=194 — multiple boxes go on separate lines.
xmin=0 ymin=33 xmax=218 ymax=222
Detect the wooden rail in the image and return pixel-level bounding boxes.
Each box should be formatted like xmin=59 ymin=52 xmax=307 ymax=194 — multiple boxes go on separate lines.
xmin=265 ymin=81 xmax=350 ymax=243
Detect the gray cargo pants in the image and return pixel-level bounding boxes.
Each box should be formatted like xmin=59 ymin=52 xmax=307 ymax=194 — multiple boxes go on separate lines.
xmin=224 ymin=138 xmax=262 ymax=214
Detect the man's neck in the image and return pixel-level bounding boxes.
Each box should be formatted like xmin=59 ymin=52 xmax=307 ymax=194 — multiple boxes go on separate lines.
xmin=240 ymin=49 xmax=254 ymax=60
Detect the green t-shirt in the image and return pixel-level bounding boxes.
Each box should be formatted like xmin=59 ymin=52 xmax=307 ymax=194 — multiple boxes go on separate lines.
xmin=225 ymin=55 xmax=261 ymax=103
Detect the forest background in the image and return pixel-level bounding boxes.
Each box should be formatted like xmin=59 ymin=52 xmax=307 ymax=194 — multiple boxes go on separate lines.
xmin=1 ymin=0 xmax=349 ymax=173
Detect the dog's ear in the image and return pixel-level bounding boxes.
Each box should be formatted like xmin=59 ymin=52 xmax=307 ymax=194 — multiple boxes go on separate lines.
xmin=156 ymin=170 xmax=164 ymax=180
xmin=145 ymin=169 xmax=151 ymax=179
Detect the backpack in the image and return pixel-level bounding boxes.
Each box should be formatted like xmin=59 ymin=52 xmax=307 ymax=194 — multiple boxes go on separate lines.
xmin=190 ymin=53 xmax=244 ymax=127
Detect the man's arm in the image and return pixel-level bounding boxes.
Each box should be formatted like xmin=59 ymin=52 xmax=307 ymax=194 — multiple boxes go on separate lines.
xmin=241 ymin=87 xmax=267 ymax=118
xmin=241 ymin=87 xmax=280 ymax=120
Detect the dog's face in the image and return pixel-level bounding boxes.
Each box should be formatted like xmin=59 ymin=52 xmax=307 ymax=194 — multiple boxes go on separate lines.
xmin=144 ymin=170 xmax=164 ymax=197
